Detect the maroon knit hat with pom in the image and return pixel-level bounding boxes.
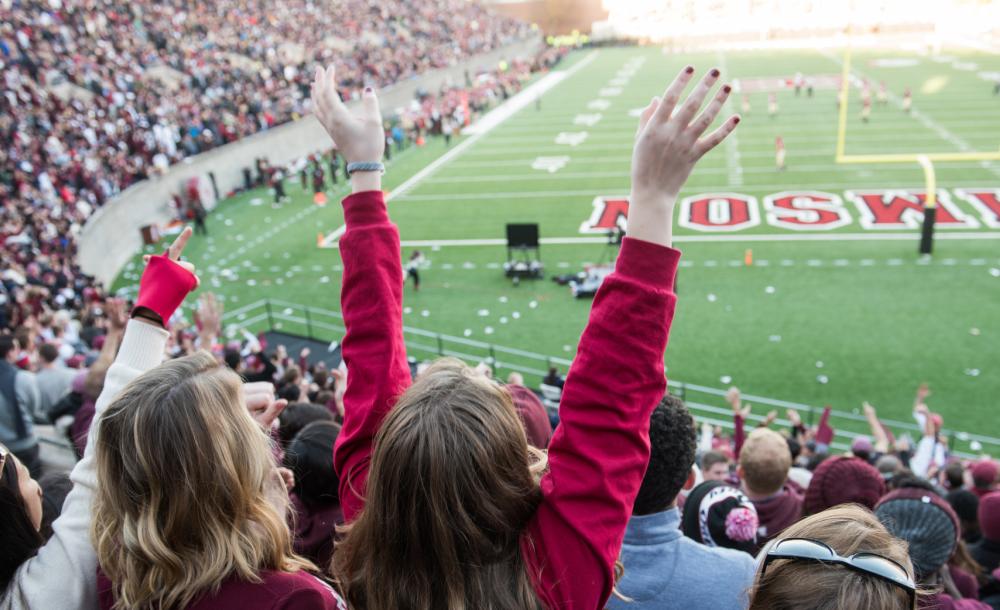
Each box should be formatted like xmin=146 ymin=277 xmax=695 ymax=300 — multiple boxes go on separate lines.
xmin=804 ymin=456 xmax=886 ymax=515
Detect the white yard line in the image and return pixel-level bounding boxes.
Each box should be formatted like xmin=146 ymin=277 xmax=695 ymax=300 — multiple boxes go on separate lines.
xmin=391 ymin=181 xmax=1000 ymax=202
xmin=319 ymin=51 xmax=601 ymax=246
xmin=448 ymin=157 xmax=1000 ymax=171
xmin=397 ymin=232 xmax=1000 ymax=248
xmin=717 ymin=50 xmax=745 ymax=186
xmin=822 ymin=50 xmax=1000 ymax=180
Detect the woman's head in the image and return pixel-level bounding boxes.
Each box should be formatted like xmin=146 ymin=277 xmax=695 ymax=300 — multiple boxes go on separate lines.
xmin=0 ymin=445 xmax=43 ymax=588
xmin=92 ymin=351 xmax=312 ymax=610
xmin=749 ymin=505 xmax=915 ymax=610
xmin=334 ymin=358 xmax=545 ymax=609
xmin=284 ymin=420 xmax=341 ymax=510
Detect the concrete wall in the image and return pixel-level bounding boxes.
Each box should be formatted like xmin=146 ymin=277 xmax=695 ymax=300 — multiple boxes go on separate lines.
xmin=79 ymin=37 xmax=543 ymax=286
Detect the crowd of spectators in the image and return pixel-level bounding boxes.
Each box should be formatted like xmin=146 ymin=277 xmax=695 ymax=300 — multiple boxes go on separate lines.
xmin=1 ymin=0 xmax=535 ymax=357
xmin=2 ymin=17 xmax=999 ymax=610
xmin=0 ymin=0 xmax=546 ymax=500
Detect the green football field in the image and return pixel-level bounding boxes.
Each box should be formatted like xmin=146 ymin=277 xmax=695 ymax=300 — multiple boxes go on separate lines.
xmin=113 ymin=46 xmax=1000 ymax=447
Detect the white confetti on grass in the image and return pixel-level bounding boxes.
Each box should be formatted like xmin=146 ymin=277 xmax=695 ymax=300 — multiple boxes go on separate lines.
xmin=720 ymin=375 xmax=732 ymax=384
xmin=477 ymin=309 xmax=490 ymax=317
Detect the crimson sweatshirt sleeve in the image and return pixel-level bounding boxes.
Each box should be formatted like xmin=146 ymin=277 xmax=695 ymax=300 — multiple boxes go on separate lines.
xmin=522 ymin=237 xmax=679 ymax=610
xmin=332 ymin=191 xmax=411 ymax=522
xmin=734 ymin=413 xmax=746 ymax=458
xmin=815 ymin=406 xmax=834 ymax=446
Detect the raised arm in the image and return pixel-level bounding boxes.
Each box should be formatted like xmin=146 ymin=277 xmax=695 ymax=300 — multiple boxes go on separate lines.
xmin=312 ymin=67 xmax=410 ymax=521
xmin=2 ymin=230 xmax=198 ymax=610
xmin=863 ymin=402 xmax=891 ymax=453
xmin=524 ymin=67 xmax=739 ymax=609
xmin=728 ymin=387 xmax=750 ymax=458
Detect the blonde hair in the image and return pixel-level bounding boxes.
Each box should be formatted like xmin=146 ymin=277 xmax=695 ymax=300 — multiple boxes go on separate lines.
xmin=334 ymin=358 xmax=548 ymax=609
xmin=92 ymin=351 xmax=315 ymax=610
xmin=749 ymin=505 xmax=916 ymax=610
xmin=739 ymin=428 xmax=792 ymax=495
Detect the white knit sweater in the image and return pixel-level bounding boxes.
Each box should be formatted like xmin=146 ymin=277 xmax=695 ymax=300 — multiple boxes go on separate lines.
xmin=1 ymin=320 xmax=168 ymax=610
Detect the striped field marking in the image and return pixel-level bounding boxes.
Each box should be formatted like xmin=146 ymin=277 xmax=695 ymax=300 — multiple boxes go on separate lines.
xmin=395 ymin=231 xmax=1000 ymax=248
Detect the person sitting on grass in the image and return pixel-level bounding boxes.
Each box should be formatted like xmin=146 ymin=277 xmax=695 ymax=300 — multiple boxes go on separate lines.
xmin=310 ymin=61 xmax=739 ymax=608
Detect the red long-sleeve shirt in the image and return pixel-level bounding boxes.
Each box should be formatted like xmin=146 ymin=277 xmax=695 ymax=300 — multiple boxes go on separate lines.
xmin=333 ymin=191 xmax=679 ymax=609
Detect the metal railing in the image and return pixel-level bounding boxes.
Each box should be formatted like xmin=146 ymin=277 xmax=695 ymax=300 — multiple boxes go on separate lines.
xmin=222 ymin=299 xmax=999 ymax=460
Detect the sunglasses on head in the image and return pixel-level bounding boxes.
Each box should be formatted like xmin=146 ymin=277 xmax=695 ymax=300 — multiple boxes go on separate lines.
xmin=763 ymin=538 xmax=916 ymax=606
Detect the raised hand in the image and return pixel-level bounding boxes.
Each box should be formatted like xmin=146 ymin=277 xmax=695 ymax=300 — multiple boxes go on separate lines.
xmin=787 ymin=409 xmax=802 ymax=427
xmin=330 ymin=365 xmax=347 ymax=419
xmin=194 ymin=292 xmax=223 ymax=346
xmin=243 ymin=381 xmax=288 ymax=430
xmin=105 ymin=297 xmax=127 ymax=333
xmin=311 ymin=65 xmax=384 ymax=191
xmin=726 ymin=386 xmax=742 ymax=412
xmin=628 ymin=67 xmax=739 ymax=247
xmin=133 ymin=227 xmax=200 ymax=327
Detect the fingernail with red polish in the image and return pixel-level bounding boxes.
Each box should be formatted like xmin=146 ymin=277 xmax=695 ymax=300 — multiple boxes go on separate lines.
xmin=733 ymin=116 xmax=741 ymax=124
xmin=710 ymin=68 xmax=720 ymax=77
xmin=723 ymin=84 xmax=732 ymax=93
xmin=685 ymin=66 xmax=694 ymax=74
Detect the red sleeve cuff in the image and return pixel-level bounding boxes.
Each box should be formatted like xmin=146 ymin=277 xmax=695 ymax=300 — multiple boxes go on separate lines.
xmin=342 ymin=190 xmax=389 ymax=226
xmin=615 ymin=237 xmax=681 ymax=288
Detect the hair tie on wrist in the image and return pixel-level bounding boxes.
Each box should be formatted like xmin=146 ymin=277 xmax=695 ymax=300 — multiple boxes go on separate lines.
xmin=346 ymin=162 xmax=385 ymax=176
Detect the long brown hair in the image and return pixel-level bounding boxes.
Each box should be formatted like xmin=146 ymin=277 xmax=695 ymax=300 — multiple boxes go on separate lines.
xmin=92 ymin=351 xmax=315 ymax=610
xmin=333 ymin=358 xmax=547 ymax=609
xmin=749 ymin=505 xmax=916 ymax=610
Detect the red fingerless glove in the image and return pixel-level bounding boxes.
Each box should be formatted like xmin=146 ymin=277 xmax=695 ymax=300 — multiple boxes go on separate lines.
xmin=132 ymin=254 xmax=198 ymax=326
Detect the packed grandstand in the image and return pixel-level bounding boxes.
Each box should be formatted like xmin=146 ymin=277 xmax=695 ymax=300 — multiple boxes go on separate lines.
xmin=2 ymin=0 xmax=1000 ymax=609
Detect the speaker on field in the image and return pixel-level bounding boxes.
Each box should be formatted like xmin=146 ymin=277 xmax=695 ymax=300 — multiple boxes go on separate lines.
xmin=503 ymin=223 xmax=543 ymax=282
xmin=506 ymin=223 xmax=540 ymax=249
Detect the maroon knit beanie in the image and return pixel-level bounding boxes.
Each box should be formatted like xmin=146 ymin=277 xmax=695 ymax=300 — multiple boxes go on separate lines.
xmin=979 ymin=491 xmax=1000 ymax=542
xmin=804 ymin=456 xmax=886 ymax=515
